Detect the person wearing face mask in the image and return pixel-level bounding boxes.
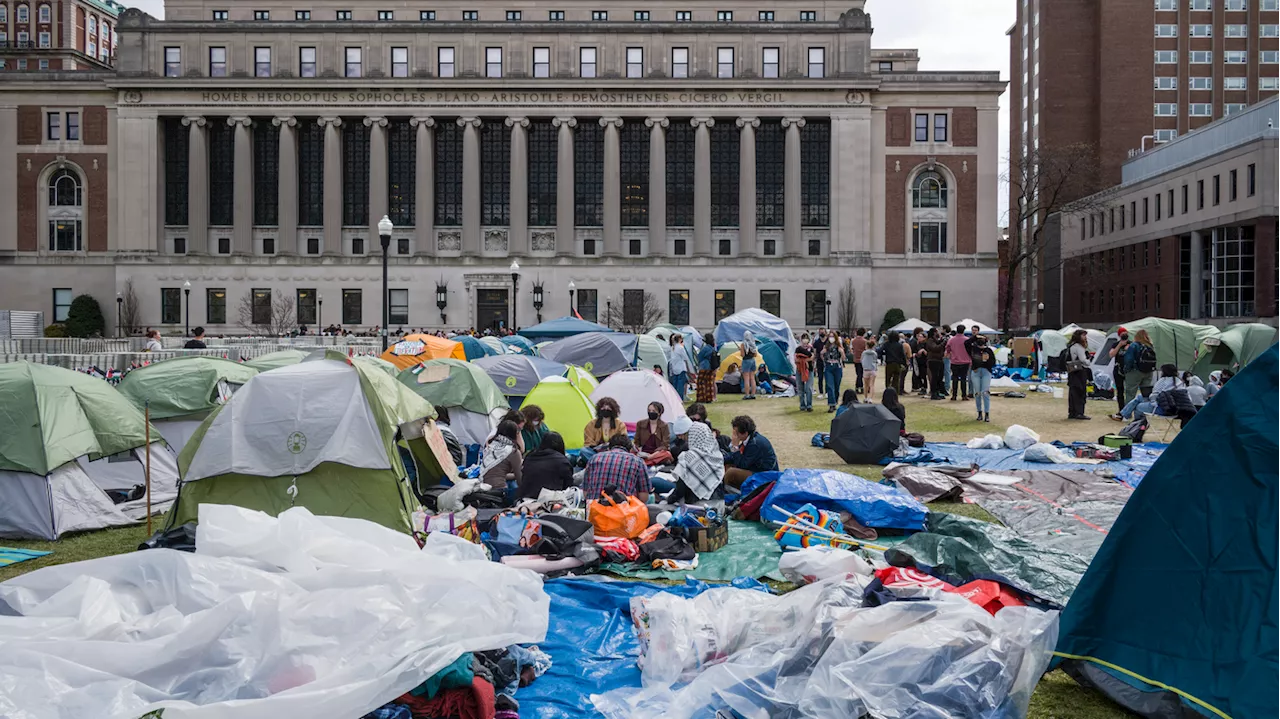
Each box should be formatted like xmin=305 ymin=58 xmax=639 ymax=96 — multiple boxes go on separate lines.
xmin=519 ymin=405 xmax=548 ymax=455
xmin=813 ymin=328 xmax=828 ymax=395
xmin=584 ymin=396 xmax=628 ymax=450
xmin=633 ymin=402 xmax=670 ymax=457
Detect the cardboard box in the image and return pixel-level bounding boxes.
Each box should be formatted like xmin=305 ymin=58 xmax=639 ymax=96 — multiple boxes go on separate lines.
xmin=691 ymin=520 xmax=729 ymax=553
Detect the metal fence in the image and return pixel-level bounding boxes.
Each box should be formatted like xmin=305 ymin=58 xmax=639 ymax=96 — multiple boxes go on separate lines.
xmin=0 ymin=338 xmax=387 ymax=371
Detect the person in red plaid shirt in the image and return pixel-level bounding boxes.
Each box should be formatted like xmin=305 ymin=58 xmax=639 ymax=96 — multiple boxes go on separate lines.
xmin=582 ymin=435 xmax=651 ymax=503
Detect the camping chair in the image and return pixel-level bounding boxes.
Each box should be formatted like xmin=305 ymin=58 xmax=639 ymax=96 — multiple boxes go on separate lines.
xmin=1152 ymin=413 xmax=1180 ymax=441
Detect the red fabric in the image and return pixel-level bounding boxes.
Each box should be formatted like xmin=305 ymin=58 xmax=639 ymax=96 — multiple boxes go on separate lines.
xmin=398 ymin=676 xmax=496 ymax=719
xmin=733 ymin=481 xmax=775 ymax=521
xmin=873 ymin=568 xmax=1026 ymax=616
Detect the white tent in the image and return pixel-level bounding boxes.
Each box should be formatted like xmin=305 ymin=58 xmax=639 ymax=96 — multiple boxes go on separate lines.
xmin=888 ymin=317 xmax=933 ymax=333
xmin=949 ymin=319 xmax=1001 ymax=335
xmin=590 ymin=368 xmax=686 ymax=425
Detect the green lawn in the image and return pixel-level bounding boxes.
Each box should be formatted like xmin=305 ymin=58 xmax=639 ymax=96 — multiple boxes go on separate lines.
xmin=0 ymin=523 xmax=152 ymax=583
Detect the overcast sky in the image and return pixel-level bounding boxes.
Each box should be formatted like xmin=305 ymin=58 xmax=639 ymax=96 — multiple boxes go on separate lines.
xmin=128 ymin=0 xmax=1013 ymax=223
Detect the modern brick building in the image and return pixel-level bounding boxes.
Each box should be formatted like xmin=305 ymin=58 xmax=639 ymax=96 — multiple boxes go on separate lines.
xmin=0 ymin=0 xmax=122 ymax=71
xmin=0 ymin=0 xmax=1006 ymax=335
xmin=1054 ymin=97 xmax=1277 ymax=326
xmin=1008 ymin=0 xmax=1279 ymax=327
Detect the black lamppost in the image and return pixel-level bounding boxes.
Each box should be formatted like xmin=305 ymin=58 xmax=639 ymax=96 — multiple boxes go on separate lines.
xmin=436 ymin=283 xmax=448 ymax=325
xmin=378 ymin=215 xmax=393 ymax=351
xmin=532 ymin=282 xmax=544 ymax=324
xmin=115 ymin=291 xmax=122 ymax=338
xmin=183 ymin=280 xmax=191 ymax=337
xmin=824 ymin=298 xmax=831 ymax=328
xmin=317 ymin=293 xmax=323 ymax=332
xmin=607 ymin=300 xmax=613 ymax=329
xmin=509 ymin=260 xmax=520 ymax=331
xmin=1037 ymin=301 xmax=1045 ymax=329
xmin=568 ymin=280 xmax=576 ymax=317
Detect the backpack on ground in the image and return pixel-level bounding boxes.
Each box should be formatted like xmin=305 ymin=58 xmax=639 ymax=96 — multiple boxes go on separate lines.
xmin=1119 ymin=417 xmax=1149 ymax=442
xmin=1134 ymin=345 xmax=1158 ymax=374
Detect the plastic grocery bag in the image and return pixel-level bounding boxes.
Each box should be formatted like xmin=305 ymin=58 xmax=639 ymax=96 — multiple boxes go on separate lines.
xmin=1003 ymin=424 xmax=1041 ymax=450
xmin=966 ymin=433 xmax=1006 ymax=449
xmin=778 ymin=546 xmax=873 ymax=585
xmin=1023 ymin=442 xmax=1072 ymax=464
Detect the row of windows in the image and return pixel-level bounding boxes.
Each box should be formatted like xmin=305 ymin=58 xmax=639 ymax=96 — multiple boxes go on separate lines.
xmin=164 ymin=44 xmax=832 ymax=79
xmin=207 ymin=8 xmax=824 ymax=22
xmin=1156 ymin=0 xmax=1279 ymax=10
xmin=0 ymin=3 xmax=51 ymax=23
xmin=1079 ymin=242 xmax=1163 ymax=278
xmin=1155 ymin=102 xmax=1249 ymax=117
xmin=1155 ymin=50 xmax=1280 ymax=63
xmin=1079 ymin=284 xmax=1163 ymax=317
xmin=1080 ymin=163 xmax=1257 ymax=241
xmin=1155 ymin=76 xmax=1279 ymax=90
xmin=1155 ymin=23 xmax=1279 ymax=36
xmin=44 ymin=110 xmax=80 ymax=141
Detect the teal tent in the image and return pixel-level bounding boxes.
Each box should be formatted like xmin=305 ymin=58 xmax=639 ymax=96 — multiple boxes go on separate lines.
xmin=454 ymin=335 xmax=496 ymax=360
xmin=1053 ymin=345 xmax=1278 ymax=719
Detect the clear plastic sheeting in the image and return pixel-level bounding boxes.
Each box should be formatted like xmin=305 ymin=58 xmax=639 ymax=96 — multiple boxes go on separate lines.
xmin=0 ymin=504 xmax=549 ymax=719
xmin=593 ymin=576 xmax=1058 ymax=719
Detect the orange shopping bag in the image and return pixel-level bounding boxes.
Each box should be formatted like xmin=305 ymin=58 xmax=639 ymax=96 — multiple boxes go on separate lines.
xmin=587 ymin=494 xmax=649 ymax=538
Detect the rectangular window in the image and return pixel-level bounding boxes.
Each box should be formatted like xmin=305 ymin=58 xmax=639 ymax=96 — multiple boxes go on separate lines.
xmin=1155 ymin=23 xmax=1178 ymax=36
xmin=1225 ymin=0 xmax=1246 ymax=8
xmin=438 ymin=47 xmax=455 ymax=77
xmin=919 ymin=291 xmax=941 ymax=326
xmin=933 ymin=114 xmax=948 ymax=142
xmin=262 ymin=238 xmax=275 ymax=255
xmin=548 ymin=10 xmax=564 ymax=20
xmin=1263 ymin=51 xmax=1280 ymax=64
xmin=672 ymin=47 xmax=689 ymax=77
xmin=486 ymin=46 xmax=502 ymax=77
xmin=376 ymin=9 xmax=393 ymax=20
xmin=1169 ymin=189 xmax=1175 ymax=217
xmin=296 ymin=289 xmax=317 ymax=325
xmin=1213 ymin=175 xmax=1221 ymax=205
xmin=674 ymin=239 xmax=687 ymax=255
xmin=591 ymin=10 xmax=607 ymax=20
xmin=533 ymin=47 xmax=550 ymax=77
xmin=580 ymin=47 xmax=596 ymax=78
xmin=1154 ymin=76 xmax=1177 ymax=90
xmin=913 ymin=222 xmax=947 ymax=253
xmin=209 ymin=46 xmax=227 ymax=76
xmin=462 ymin=10 xmax=478 ymax=20
xmin=621 ymin=289 xmax=645 ymax=328
xmin=351 ymin=237 xmax=364 ymax=255
xmin=420 ymin=10 xmax=435 ymax=20
xmin=1225 ymin=103 xmax=1247 ymax=115
xmin=717 ymin=47 xmax=734 ymax=78
xmin=634 ymin=10 xmax=650 ymax=20
xmin=1191 ymin=51 xmax=1214 ymax=64
xmin=174 ymin=237 xmax=187 ymax=254
xmin=255 ymin=47 xmax=271 ymax=77
xmin=628 ymin=239 xmax=641 ymax=256
xmin=505 ymin=10 xmax=520 ymax=20
xmin=1197 ymin=179 xmax=1205 ymax=209
xmin=345 ymin=47 xmax=362 ymax=77
xmin=914 ymin=113 xmax=929 ymax=142
xmin=206 ymin=288 xmax=226 ymax=324
xmin=217 ymin=237 xmax=231 ymax=254
xmin=391 ymin=47 xmax=408 ymax=77
xmin=1182 ymin=184 xmax=1189 ymax=213
xmin=161 ymin=288 xmax=181 ymax=324
xmin=37 ymin=31 xmax=49 ymax=47
xmin=675 ymin=10 xmax=691 ymax=21
xmin=718 ymin=239 xmax=732 ymax=256
xmin=626 ymin=47 xmax=643 ymax=78
xmin=760 ymin=290 xmax=781 ymax=317
xmin=213 ymin=9 xmax=228 ymax=19
xmin=1154 ymin=50 xmax=1178 ymax=63
xmin=1263 ymin=77 xmax=1280 ymax=91
xmin=1225 ymin=23 xmax=1247 ymax=36
xmin=397 ymin=238 xmax=409 ymax=255
xmin=1191 ymin=0 xmax=1211 ymax=9
xmin=714 ymin=290 xmax=735 ymax=323
xmin=717 ymin=10 xmax=733 ymax=20
xmin=251 ymin=290 xmax=273 ymax=325
xmin=46 ymin=113 xmax=60 ymax=141
xmin=879 ymin=61 xmax=893 ymax=72
xmin=582 ymin=239 xmax=596 ymax=255
xmin=1189 ymin=23 xmax=1212 ymax=35
xmin=1190 ymin=76 xmax=1213 ymax=90
xmin=1248 ymin=163 xmax=1256 ymax=196
xmin=759 ymin=10 xmax=775 ymax=21
xmin=341 ymin=289 xmax=362 ymax=324
xmin=65 ymin=112 xmax=79 ymax=141
xmin=389 ymin=289 xmax=409 ymax=325
xmin=1223 ymin=50 xmax=1246 ymax=63
xmin=306 ymin=237 xmax=320 ymax=254
xmin=807 ymin=47 xmax=825 ymax=78
xmin=668 ymin=290 xmax=689 ymax=326
xmin=52 ymin=288 xmax=72 ymax=322
xmin=1155 ymin=129 xmax=1178 ymax=143
xmin=299 ymin=47 xmax=317 ymax=77
xmin=336 ymin=10 xmax=351 ymax=20
xmin=1262 ymin=24 xmax=1280 ymax=37
xmin=1229 ymin=169 xmax=1238 ymax=201
xmin=803 ymin=290 xmax=825 ymax=326
xmin=295 ymin=10 xmax=310 ymax=20
xmin=762 ymin=47 xmax=779 ymax=78
xmin=577 ymin=289 xmax=598 ymax=322
xmin=1189 ymin=103 xmax=1212 ymax=116
xmin=1224 ymin=76 xmax=1248 ymax=90
xmin=800 ymin=10 xmax=817 ymax=20
xmin=1156 ymin=193 xmax=1162 ymax=220
xmin=1154 ymin=103 xmax=1178 ymax=116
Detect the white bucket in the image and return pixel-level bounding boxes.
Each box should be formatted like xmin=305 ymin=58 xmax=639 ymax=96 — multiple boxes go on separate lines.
xmin=1052 ymin=387 xmax=1065 ymax=399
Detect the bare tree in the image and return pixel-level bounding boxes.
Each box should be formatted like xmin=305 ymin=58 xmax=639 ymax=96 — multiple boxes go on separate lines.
xmin=119 ymin=279 xmax=141 ymax=336
xmin=237 ymin=290 xmax=297 ymax=336
xmin=835 ymin=278 xmax=857 ymax=333
xmin=602 ymin=291 xmax=665 ymax=334
xmin=1002 ymin=142 xmax=1110 ymax=331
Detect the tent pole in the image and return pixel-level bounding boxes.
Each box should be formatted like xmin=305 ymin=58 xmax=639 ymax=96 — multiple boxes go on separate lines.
xmin=145 ymin=400 xmax=153 ymax=537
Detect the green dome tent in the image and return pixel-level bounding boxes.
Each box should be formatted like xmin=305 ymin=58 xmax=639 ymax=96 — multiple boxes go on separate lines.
xmin=1190 ymin=322 xmax=1277 ymax=379
xmin=0 ymin=362 xmax=175 ymax=540
xmin=634 ymin=334 xmax=670 ymax=373
xmin=172 ymin=353 xmax=436 ymax=533
xmin=116 ymin=356 xmax=259 ymax=452
xmin=245 ymin=348 xmax=312 ymax=371
xmin=520 ymin=376 xmax=596 ymax=450
xmin=563 ymin=364 xmax=600 ymax=397
xmin=353 ymin=354 xmax=400 ymax=377
xmin=1111 ymin=317 xmax=1219 ymax=371
xmin=396 ymin=358 xmax=508 ymax=445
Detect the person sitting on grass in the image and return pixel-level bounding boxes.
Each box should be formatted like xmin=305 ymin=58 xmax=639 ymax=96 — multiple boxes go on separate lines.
xmin=517 ymin=431 xmax=574 ymax=501
xmin=718 ymin=363 xmax=742 ymax=395
xmin=722 ymin=415 xmax=779 ymax=492
xmin=582 ymin=434 xmax=651 ymax=503
xmin=480 ymin=420 xmax=523 ymax=504
xmin=519 ymin=405 xmax=548 ymax=455
xmin=634 ymin=402 xmax=670 ymax=457
xmin=835 ymin=389 xmax=860 ymax=417
xmin=664 ymin=415 xmax=725 ymax=503
xmin=433 ymin=406 xmax=465 ymax=469
xmin=583 ymin=396 xmax=628 ymax=450
xmin=882 ymin=387 xmax=906 ymax=434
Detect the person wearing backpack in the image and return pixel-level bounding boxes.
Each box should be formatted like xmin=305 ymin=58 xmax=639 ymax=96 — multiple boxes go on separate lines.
xmin=696 ymin=333 xmax=719 ymax=403
xmin=1122 ymin=329 xmax=1157 ymax=405
xmin=1109 ymin=329 xmax=1133 ymax=414
xmin=1066 ymin=329 xmax=1093 ymax=420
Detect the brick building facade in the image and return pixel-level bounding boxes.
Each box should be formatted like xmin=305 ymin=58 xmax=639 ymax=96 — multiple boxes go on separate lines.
xmin=0 ymin=0 xmax=121 ymax=71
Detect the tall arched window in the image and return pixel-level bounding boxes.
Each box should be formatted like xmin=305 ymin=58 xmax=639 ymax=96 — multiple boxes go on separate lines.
xmin=47 ymin=168 xmax=84 ymax=252
xmin=909 ymin=168 xmax=951 ymax=254
xmin=87 ymin=14 xmax=95 ymax=35
xmin=36 ymin=3 xmax=48 ymax=22
xmin=16 ymin=3 xmax=28 ymax=23
xmin=0 ymin=5 xmax=9 ymax=24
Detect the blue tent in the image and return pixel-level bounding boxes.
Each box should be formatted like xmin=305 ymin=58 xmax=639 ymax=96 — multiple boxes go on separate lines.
xmin=518 ymin=316 xmax=612 ymax=343
xmin=539 ymin=332 xmax=637 ymax=378
xmin=757 ymin=340 xmax=794 ymax=376
xmin=714 ymin=308 xmax=798 ymax=362
xmin=499 ymin=335 xmax=537 ymax=355
xmin=453 ymin=335 xmax=496 ymax=360
xmin=1053 ymin=345 xmax=1278 ymax=719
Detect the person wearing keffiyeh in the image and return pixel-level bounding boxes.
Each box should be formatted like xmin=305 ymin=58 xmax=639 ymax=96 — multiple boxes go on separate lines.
xmin=668 ymin=415 xmax=725 ymax=502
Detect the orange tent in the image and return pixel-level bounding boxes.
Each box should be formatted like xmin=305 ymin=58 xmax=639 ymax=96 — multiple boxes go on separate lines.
xmin=380 ymin=334 xmax=467 ymax=370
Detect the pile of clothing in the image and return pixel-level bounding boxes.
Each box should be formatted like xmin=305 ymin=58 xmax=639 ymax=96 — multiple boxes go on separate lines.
xmin=592 ymin=504 xmax=722 ymax=571
xmin=362 ymin=646 xmax=553 ymax=719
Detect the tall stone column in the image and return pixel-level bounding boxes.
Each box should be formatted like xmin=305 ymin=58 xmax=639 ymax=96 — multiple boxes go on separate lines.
xmin=228 ymin=117 xmax=253 ymax=254
xmin=365 ymin=116 xmax=388 ymax=242
xmin=181 ymin=116 xmax=207 ymax=254
xmin=506 ymin=116 xmax=529 ymax=255
xmin=600 ymin=117 xmax=623 ymax=257
xmin=410 ymin=116 xmax=435 ymax=256
xmin=782 ymin=117 xmax=806 ymax=258
xmin=318 ymin=116 xmax=343 ymax=255
xmin=737 ymin=117 xmax=759 ymax=257
xmin=552 ymin=116 xmax=576 ymax=256
xmin=272 ymin=116 xmax=298 ymax=254
xmin=692 ymin=117 xmax=714 ymax=257
xmin=458 ymin=117 xmax=482 ymax=256
xmin=645 ymin=117 xmax=668 ymax=257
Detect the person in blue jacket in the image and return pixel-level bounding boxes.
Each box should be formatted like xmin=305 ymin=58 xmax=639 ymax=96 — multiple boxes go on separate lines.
xmin=722 ymin=415 xmax=779 ymax=491
xmin=696 ymin=333 xmax=719 ymax=403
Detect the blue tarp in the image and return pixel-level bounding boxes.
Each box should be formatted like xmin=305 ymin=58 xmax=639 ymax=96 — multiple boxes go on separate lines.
xmin=500 ymin=335 xmax=538 ymax=355
xmin=713 ymin=308 xmax=797 ymax=361
xmin=759 ymin=468 xmax=927 ymax=530
xmin=520 ymin=577 xmax=769 ymax=719
xmin=519 ymin=316 xmax=613 ymax=343
xmin=540 ymin=333 xmax=638 ymax=378
xmin=916 ymin=442 xmax=1161 ymax=478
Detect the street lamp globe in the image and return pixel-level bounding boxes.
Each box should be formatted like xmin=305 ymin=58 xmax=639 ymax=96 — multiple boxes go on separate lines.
xmin=377 ymin=215 xmax=394 ymax=237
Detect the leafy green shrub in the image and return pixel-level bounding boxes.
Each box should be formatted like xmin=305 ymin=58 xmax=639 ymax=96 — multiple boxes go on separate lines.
xmin=43 ymin=323 xmax=67 ymax=338
xmin=64 ymin=294 xmax=105 ymax=338
xmin=879 ymin=308 xmax=906 ymax=335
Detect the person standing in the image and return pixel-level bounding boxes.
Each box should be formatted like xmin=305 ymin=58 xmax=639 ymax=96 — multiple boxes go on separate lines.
xmin=882 ymin=331 xmax=907 ymax=394
xmin=924 ymin=329 xmax=947 ymax=400
xmin=945 ymin=325 xmax=972 ymax=402
xmin=696 ymin=334 xmax=718 ymax=403
xmin=1122 ymin=329 xmax=1157 ymax=406
xmin=860 ymin=336 xmax=879 ymax=403
xmin=850 ymin=329 xmax=868 ymax=394
xmin=183 ymin=327 xmax=207 ymax=349
xmin=967 ymin=333 xmax=995 ymax=422
xmin=1066 ymin=329 xmax=1093 ymax=420
xmin=813 ymin=328 xmax=828 ymax=396
xmin=739 ymin=330 xmax=759 ymax=400
xmin=668 ymin=334 xmax=690 ymax=401
xmin=794 ymin=333 xmax=816 ymax=412
xmin=940 ymin=325 xmax=953 ymax=391
xmin=822 ymin=333 xmax=846 ymax=412
xmin=1109 ymin=328 xmax=1131 ymax=414
xmin=144 ymin=329 xmax=163 ymax=352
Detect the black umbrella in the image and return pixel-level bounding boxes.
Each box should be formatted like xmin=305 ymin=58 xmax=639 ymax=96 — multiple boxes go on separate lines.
xmin=829 ymin=404 xmax=901 ymax=464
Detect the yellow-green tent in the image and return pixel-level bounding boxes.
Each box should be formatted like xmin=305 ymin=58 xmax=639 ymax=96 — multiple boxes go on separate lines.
xmin=520 ymin=376 xmax=595 ymax=450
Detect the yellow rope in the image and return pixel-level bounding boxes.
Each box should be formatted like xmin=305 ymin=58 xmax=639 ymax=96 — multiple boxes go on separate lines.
xmin=1051 ymin=651 xmax=1232 ymax=719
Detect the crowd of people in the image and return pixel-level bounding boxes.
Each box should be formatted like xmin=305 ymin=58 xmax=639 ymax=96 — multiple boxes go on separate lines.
xmin=1099 ymin=327 xmax=1228 ymax=428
